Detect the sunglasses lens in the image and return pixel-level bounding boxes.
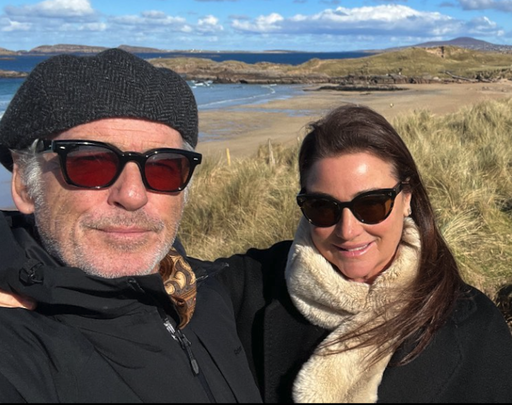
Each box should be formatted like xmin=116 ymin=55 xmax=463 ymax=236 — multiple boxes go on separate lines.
xmin=145 ymin=153 xmax=190 ymax=192
xmin=301 ymin=198 xmax=340 ymax=227
xmin=352 ymin=194 xmax=393 ymax=224
xmin=65 ymin=146 xmax=118 ymax=187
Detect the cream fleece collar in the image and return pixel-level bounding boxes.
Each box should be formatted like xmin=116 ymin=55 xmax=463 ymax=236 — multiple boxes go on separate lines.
xmin=285 ymin=217 xmax=421 ymax=403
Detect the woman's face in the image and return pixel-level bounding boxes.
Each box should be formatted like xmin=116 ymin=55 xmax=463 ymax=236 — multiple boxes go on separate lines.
xmin=304 ymin=152 xmax=411 ymax=284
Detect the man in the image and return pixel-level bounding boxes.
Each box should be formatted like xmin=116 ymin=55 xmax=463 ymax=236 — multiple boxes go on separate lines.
xmin=0 ymin=49 xmax=262 ymax=402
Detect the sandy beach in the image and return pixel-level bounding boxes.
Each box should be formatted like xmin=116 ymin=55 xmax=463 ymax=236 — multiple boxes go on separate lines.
xmin=196 ymin=81 xmax=512 ymax=160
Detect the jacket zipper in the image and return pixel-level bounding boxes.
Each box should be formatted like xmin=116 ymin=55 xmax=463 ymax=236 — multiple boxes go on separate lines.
xmin=161 ymin=315 xmax=217 ymax=403
xmin=162 ymin=316 xmax=199 ymax=375
xmin=128 ymin=278 xmax=217 ymax=403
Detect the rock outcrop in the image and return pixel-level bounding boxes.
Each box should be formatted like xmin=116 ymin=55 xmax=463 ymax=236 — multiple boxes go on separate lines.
xmin=0 ymin=69 xmax=28 ymax=78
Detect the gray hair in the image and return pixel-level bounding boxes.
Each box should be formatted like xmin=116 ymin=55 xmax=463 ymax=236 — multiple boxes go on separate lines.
xmin=10 ymin=140 xmax=45 ymax=207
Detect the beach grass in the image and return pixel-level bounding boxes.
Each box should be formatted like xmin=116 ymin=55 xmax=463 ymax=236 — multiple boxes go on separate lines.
xmin=178 ymin=97 xmax=512 ymax=320
xmin=394 ymin=99 xmax=512 ymax=298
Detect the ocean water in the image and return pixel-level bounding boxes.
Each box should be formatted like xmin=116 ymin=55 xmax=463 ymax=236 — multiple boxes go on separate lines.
xmin=0 ymin=78 xmax=306 ymax=119
xmin=1 ymin=51 xmax=369 ymax=119
xmin=0 ymin=51 xmax=365 ymax=209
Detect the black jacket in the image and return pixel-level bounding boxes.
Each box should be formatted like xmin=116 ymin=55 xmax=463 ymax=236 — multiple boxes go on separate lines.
xmin=0 ymin=211 xmax=262 ymax=403
xmin=212 ymin=240 xmax=512 ymax=403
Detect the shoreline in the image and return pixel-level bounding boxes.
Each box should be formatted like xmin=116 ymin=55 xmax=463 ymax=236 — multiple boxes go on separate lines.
xmin=196 ymin=81 xmax=512 ymax=160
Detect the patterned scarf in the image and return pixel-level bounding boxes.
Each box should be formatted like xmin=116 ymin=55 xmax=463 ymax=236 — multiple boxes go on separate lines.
xmin=159 ymin=248 xmax=197 ymax=329
xmin=286 ymin=217 xmax=421 ymax=403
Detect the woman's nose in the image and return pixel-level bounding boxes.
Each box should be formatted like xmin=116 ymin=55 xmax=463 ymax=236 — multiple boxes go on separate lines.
xmin=334 ymin=208 xmax=364 ymax=240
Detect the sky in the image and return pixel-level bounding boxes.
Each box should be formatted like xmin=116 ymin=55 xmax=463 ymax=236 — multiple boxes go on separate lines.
xmin=0 ymin=0 xmax=511 ymax=52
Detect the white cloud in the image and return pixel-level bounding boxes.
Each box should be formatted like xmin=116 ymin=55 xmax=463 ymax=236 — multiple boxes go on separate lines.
xmin=109 ymin=13 xmax=189 ymax=29
xmin=36 ymin=0 xmax=94 ymax=17
xmin=232 ymin=12 xmax=284 ymax=33
xmin=5 ymin=0 xmax=95 ymax=18
xmin=78 ymin=22 xmax=107 ymax=32
xmin=230 ymin=4 xmax=493 ymax=39
xmin=0 ymin=1 xmax=508 ymax=52
xmin=1 ymin=19 xmax=31 ymax=32
xmin=112 ymin=14 xmax=186 ymax=25
xmin=466 ymin=15 xmax=502 ymax=34
xmin=197 ymin=15 xmax=224 ymax=33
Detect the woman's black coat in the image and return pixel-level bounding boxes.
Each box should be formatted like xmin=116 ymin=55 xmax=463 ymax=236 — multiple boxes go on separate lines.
xmin=207 ymin=240 xmax=512 ymax=403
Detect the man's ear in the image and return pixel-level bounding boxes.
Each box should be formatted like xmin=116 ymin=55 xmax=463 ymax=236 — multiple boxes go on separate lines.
xmin=11 ymin=163 xmax=35 ymax=214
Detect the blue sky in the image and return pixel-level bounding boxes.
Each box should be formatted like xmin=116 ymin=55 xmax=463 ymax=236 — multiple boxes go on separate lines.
xmin=1 ymin=0 xmax=511 ymax=52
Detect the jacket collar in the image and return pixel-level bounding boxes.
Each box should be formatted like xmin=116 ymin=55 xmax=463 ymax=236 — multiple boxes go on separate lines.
xmin=0 ymin=210 xmax=180 ymax=319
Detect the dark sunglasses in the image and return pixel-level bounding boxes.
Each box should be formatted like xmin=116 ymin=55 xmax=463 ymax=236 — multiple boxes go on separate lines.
xmin=296 ymin=181 xmax=408 ymax=227
xmin=36 ymin=139 xmax=202 ymax=193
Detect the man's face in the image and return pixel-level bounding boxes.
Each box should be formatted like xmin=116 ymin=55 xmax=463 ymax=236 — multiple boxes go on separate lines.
xmin=13 ymin=118 xmax=187 ymax=278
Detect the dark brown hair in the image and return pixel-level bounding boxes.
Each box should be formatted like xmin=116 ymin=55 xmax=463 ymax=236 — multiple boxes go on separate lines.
xmin=298 ymin=103 xmax=465 ymax=366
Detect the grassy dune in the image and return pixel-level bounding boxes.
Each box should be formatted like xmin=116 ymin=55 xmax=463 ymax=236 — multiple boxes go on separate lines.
xmin=298 ymin=46 xmax=512 ymax=80
xmin=178 ymin=97 xmax=512 ymax=323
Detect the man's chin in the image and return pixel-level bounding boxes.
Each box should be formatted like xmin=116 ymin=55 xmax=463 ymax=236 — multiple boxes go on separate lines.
xmin=84 ymin=266 xmax=157 ymax=279
xmin=79 ymin=256 xmax=160 ymax=279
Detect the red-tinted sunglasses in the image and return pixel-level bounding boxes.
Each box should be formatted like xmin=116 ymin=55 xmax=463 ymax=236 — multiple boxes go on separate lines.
xmin=36 ymin=139 xmax=202 ymax=193
xmin=297 ymin=181 xmax=407 ymax=227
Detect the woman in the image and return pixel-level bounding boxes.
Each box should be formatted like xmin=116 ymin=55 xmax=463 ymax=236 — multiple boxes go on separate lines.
xmin=212 ymin=104 xmax=512 ymax=403
xmin=2 ymin=104 xmax=512 ymax=402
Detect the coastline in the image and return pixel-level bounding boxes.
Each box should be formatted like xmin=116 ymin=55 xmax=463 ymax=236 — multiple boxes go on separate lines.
xmin=196 ymin=81 xmax=512 ymax=160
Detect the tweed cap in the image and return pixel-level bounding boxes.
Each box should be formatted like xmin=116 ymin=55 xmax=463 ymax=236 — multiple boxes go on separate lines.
xmin=0 ymin=48 xmax=198 ymax=171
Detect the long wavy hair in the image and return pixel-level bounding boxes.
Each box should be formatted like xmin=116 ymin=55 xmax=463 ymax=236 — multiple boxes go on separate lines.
xmin=298 ymin=103 xmax=465 ymax=366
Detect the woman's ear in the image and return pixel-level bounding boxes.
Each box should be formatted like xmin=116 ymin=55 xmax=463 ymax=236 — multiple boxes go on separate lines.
xmin=11 ymin=163 xmax=35 ymax=214
xmin=402 ymin=190 xmax=412 ymax=217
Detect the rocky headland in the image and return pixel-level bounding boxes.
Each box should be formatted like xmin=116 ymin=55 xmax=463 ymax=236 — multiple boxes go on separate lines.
xmin=2 ymin=43 xmax=512 ymax=88
xmin=148 ymin=45 xmax=512 ymax=87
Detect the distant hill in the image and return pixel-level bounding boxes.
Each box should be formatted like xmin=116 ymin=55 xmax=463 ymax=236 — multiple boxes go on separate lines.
xmin=117 ymin=45 xmax=172 ymax=54
xmin=28 ymin=44 xmax=109 ymax=54
xmin=18 ymin=44 xmax=173 ymax=55
xmin=388 ymin=37 xmax=512 ymax=54
xmin=0 ymin=47 xmax=19 ymax=56
xmin=1 ymin=36 xmax=511 ymax=56
xmin=416 ymin=37 xmax=494 ymax=48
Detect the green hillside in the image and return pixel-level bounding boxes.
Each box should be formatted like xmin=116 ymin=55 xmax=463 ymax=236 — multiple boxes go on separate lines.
xmin=151 ymin=46 xmax=512 ymax=82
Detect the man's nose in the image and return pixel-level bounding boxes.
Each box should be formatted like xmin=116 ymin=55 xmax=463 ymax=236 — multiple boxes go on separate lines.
xmin=106 ymin=162 xmax=148 ymax=210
